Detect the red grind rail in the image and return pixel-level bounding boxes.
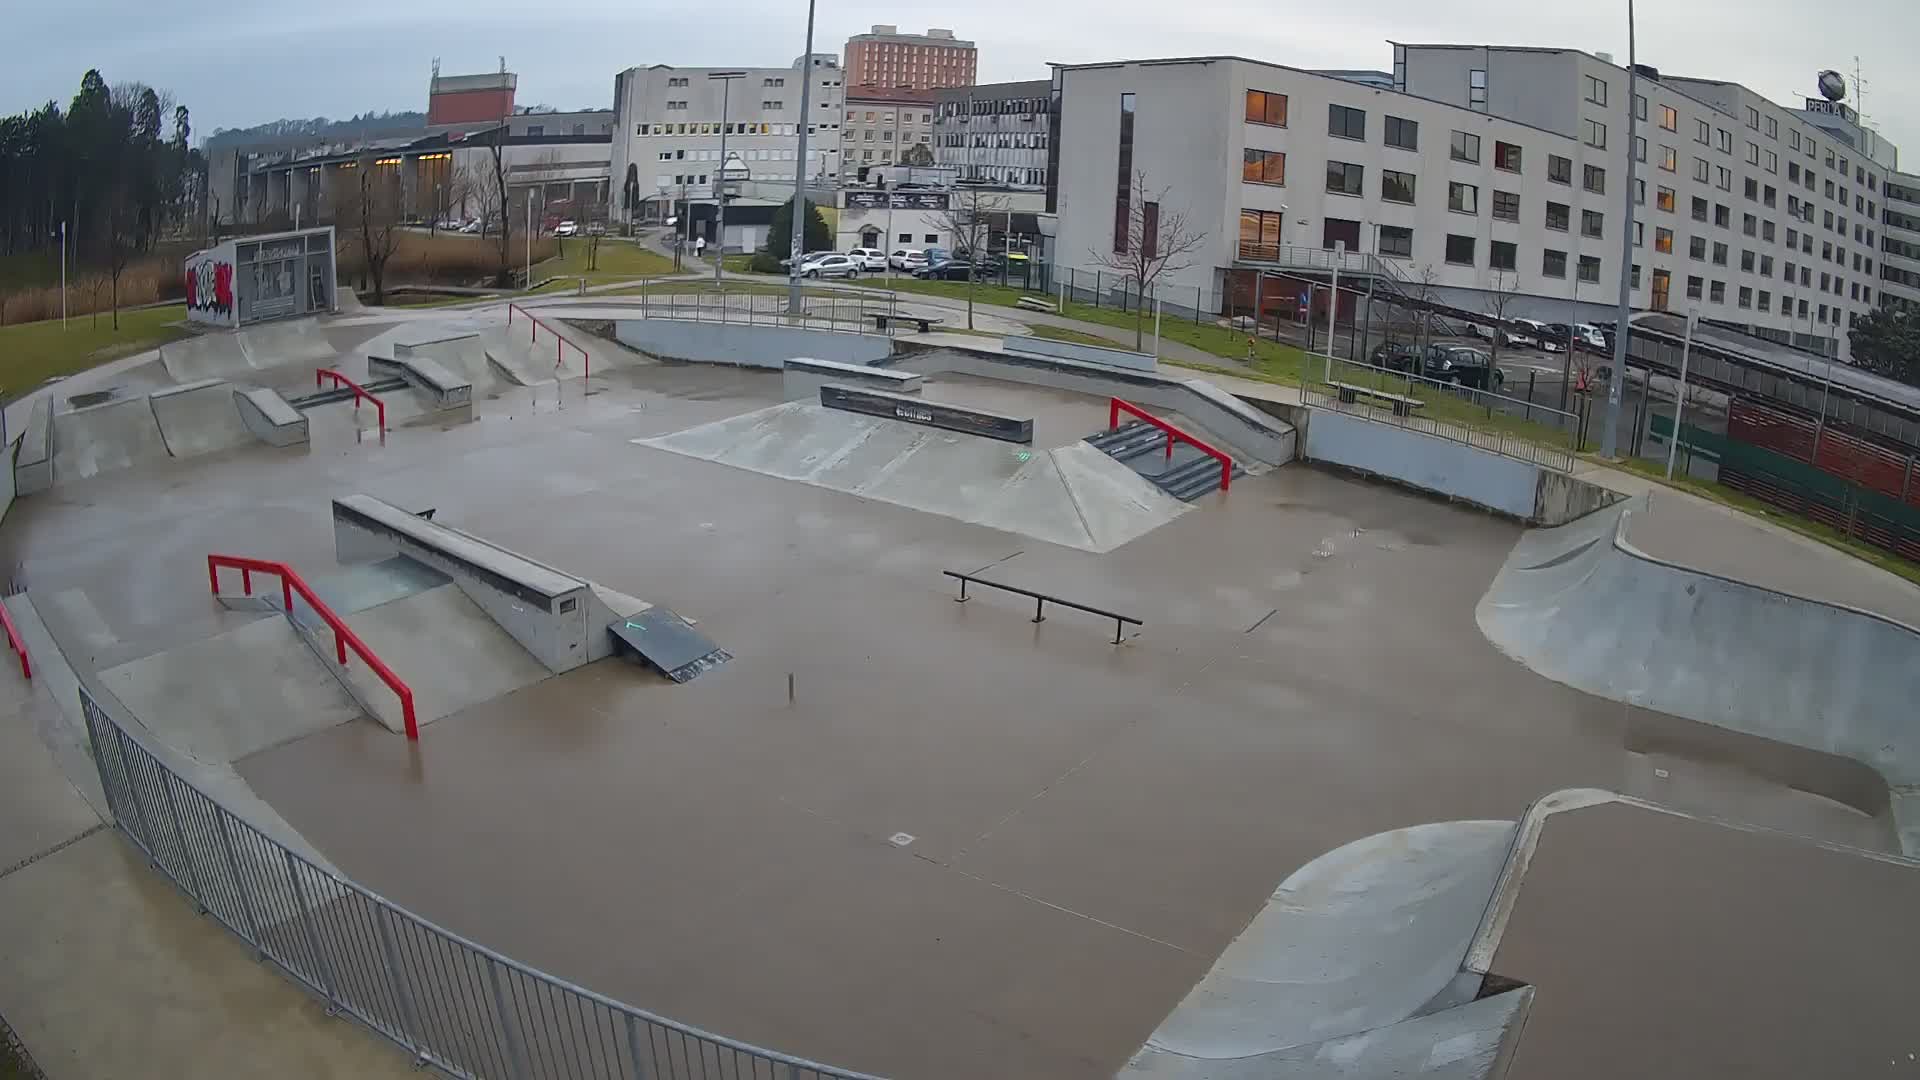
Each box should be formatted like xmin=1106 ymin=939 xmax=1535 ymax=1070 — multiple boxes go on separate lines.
xmin=1109 ymin=397 xmax=1234 ymax=493
xmin=0 ymin=600 xmax=30 ymax=680
xmin=316 ymin=368 xmax=388 ymax=433
xmin=508 ymin=302 xmax=591 ymax=383
xmin=207 ymin=555 xmax=419 ymax=739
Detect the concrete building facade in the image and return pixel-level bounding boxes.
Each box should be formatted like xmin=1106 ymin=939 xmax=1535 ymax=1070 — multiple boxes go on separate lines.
xmin=840 ymin=88 xmax=938 ymax=183
xmin=934 ymin=80 xmax=1053 ymax=189
xmin=1882 ymin=171 xmax=1920 ymax=311
xmin=843 ymin=26 xmax=976 ymax=91
xmin=610 ymin=61 xmax=846 ymax=223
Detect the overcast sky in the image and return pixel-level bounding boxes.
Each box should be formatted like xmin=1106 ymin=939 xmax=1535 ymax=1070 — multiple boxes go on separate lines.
xmin=5 ymin=0 xmax=1915 ymax=157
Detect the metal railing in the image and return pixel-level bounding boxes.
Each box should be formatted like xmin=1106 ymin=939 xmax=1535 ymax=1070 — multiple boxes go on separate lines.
xmin=1303 ymin=354 xmax=1580 ymax=473
xmin=508 ymin=302 xmax=592 ymax=381
xmin=943 ymin=570 xmax=1142 ymax=644
xmin=78 ymin=683 xmax=880 ymax=1080
xmin=633 ymin=289 xmax=895 ymax=336
xmin=1109 ymin=397 xmax=1234 ymax=492
xmin=317 ymin=369 xmax=388 ymax=433
xmin=0 ymin=598 xmax=29 ymax=680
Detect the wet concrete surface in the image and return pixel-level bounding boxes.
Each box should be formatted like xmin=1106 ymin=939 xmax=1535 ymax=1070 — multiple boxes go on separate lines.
xmin=1 ymin=357 xmax=1898 ymax=1079
xmin=1492 ymin=800 xmax=1920 ymax=1080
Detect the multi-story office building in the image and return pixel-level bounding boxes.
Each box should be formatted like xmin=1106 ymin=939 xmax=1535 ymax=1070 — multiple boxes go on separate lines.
xmin=609 ymin=59 xmax=845 ymax=222
xmin=840 ymin=87 xmax=938 ymax=182
xmin=1882 ymin=171 xmax=1920 ymax=311
xmin=933 ymin=80 xmax=1053 ymax=189
xmin=843 ymin=26 xmax=976 ymax=91
xmin=1052 ymin=46 xmax=1892 ymax=362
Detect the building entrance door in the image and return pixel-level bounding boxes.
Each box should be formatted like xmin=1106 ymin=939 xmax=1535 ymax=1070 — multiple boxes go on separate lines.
xmin=1651 ymin=269 xmax=1671 ymax=311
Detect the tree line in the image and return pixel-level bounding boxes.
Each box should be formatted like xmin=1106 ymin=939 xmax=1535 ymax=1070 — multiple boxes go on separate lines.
xmin=0 ymin=69 xmax=205 ymax=323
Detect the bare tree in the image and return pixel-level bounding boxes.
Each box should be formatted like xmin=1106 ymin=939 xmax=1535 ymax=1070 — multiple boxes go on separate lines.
xmin=1086 ymin=170 xmax=1208 ymax=350
xmin=332 ymin=153 xmax=405 ymax=305
xmin=931 ymin=183 xmax=1010 ymax=331
xmin=484 ymin=122 xmax=514 ymax=286
xmin=1481 ymin=268 xmax=1523 ymax=373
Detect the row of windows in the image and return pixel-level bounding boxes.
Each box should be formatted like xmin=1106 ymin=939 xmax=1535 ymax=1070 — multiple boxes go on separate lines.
xmin=938 ymin=97 xmax=1047 ymax=117
xmin=637 ymin=122 xmax=804 ymax=136
xmin=1438 ymin=234 xmax=1603 ymax=281
xmin=845 ymin=110 xmax=932 ymax=124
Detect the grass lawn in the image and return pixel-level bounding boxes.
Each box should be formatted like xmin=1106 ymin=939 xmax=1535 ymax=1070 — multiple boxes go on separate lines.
xmin=600 ymin=281 xmax=840 ymax=300
xmin=534 ymin=239 xmax=677 ymax=283
xmin=1608 ymin=455 xmax=1920 ymax=588
xmin=374 ymin=293 xmax=482 ymax=309
xmin=1026 ymin=325 xmax=1123 ymax=347
xmin=0 ymin=305 xmax=190 ymax=398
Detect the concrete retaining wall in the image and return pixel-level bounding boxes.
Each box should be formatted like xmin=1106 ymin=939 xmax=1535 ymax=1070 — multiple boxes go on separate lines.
xmin=612 ymin=320 xmax=892 ymax=370
xmin=234 ymin=388 xmax=309 ymax=447
xmin=781 ymin=357 xmax=923 ymax=400
xmin=1003 ymin=335 xmax=1156 ymax=372
xmin=901 ymin=346 xmax=1298 ymax=466
xmin=1304 ymin=410 xmax=1539 ymax=518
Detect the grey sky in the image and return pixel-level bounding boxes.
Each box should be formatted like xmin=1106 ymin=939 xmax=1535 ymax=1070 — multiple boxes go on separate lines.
xmin=5 ymin=0 xmax=1915 ymax=158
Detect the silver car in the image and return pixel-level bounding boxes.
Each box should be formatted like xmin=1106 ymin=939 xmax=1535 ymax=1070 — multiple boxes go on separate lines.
xmin=800 ymin=254 xmax=861 ymax=279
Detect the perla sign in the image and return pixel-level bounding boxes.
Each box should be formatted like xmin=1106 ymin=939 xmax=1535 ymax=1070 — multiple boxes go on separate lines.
xmin=1803 ymin=99 xmax=1859 ymax=124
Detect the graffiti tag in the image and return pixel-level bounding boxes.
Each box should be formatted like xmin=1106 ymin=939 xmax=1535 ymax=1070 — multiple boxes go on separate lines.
xmin=185 ymin=260 xmax=235 ymax=315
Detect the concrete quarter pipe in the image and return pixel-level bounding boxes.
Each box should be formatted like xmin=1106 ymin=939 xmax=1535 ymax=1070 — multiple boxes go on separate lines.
xmin=1476 ymin=494 xmax=1920 ymax=853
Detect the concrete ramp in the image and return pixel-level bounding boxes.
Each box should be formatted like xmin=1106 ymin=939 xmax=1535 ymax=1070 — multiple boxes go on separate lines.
xmin=99 ymin=616 xmax=367 ymax=766
xmin=637 ymin=401 xmax=1192 ymax=553
xmin=160 ymin=331 xmax=254 ymax=383
xmin=402 ymin=333 xmax=523 ymax=396
xmin=52 ymin=396 xmax=169 ymax=482
xmin=240 ymin=317 xmax=337 ymax=369
xmin=234 ymin=387 xmax=309 ymax=447
xmin=332 ymin=584 xmax=550 ymax=734
xmin=478 ymin=327 xmax=558 ymax=387
xmin=149 ymin=379 xmax=253 ymax=458
xmin=1478 ymin=494 xmax=1920 ymax=853
xmin=1123 ymin=820 xmax=1518 ymax=1078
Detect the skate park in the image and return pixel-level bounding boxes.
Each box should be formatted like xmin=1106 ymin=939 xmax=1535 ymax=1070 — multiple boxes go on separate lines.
xmin=2 ymin=291 xmax=1918 ymax=1080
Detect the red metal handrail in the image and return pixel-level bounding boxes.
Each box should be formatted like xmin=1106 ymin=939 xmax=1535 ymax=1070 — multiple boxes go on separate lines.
xmin=316 ymin=368 xmax=388 ymax=433
xmin=0 ymin=599 xmax=30 ymax=680
xmin=507 ymin=302 xmax=591 ymax=383
xmin=207 ymin=554 xmax=419 ymax=739
xmin=1109 ymin=397 xmax=1234 ymax=493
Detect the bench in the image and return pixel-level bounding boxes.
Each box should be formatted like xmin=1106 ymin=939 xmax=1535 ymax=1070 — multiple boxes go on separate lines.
xmin=1015 ymin=296 xmax=1058 ymax=314
xmin=1328 ymin=381 xmax=1425 ymax=418
xmin=865 ymin=312 xmax=944 ymax=334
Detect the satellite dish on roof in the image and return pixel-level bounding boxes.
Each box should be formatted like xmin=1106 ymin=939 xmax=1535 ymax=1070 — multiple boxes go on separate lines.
xmin=1817 ymin=70 xmax=1847 ymax=102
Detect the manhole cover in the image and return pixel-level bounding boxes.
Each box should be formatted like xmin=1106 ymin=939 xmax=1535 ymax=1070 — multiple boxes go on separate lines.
xmin=67 ymin=389 xmax=117 ymax=408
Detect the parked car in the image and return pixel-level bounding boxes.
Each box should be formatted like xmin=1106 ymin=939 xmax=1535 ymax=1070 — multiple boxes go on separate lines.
xmin=1510 ymin=318 xmax=1562 ymax=352
xmin=888 ymin=249 xmax=929 ymax=271
xmin=554 ymin=220 xmax=579 ymax=237
xmin=847 ymin=247 xmax=888 ymax=271
xmin=1425 ymin=346 xmax=1506 ymax=390
xmin=459 ymin=219 xmax=482 ymax=234
xmin=781 ymin=250 xmax=835 ymax=270
xmin=799 ymin=253 xmax=862 ymax=279
xmin=1369 ymin=342 xmax=1423 ymax=372
xmin=914 ymin=259 xmax=980 ymax=281
xmin=1545 ymin=323 xmax=1608 ymax=352
xmin=585 ymin=222 xmax=608 ymax=237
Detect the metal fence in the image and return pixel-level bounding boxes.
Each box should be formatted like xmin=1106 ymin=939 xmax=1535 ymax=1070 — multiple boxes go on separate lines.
xmin=78 ymin=684 xmax=878 ymax=1080
xmin=634 ymin=289 xmax=900 ymax=336
xmin=1301 ymin=355 xmax=1580 ymax=473
xmin=1054 ymin=267 xmax=1222 ymax=326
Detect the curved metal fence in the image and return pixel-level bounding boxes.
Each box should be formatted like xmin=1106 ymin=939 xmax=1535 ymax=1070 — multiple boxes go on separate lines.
xmin=78 ymin=685 xmax=878 ymax=1080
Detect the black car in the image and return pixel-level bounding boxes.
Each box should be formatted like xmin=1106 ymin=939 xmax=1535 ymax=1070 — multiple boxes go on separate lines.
xmin=914 ymin=259 xmax=981 ymax=280
xmin=1424 ymin=346 xmax=1506 ymax=391
xmin=1369 ymin=342 xmax=1423 ymax=372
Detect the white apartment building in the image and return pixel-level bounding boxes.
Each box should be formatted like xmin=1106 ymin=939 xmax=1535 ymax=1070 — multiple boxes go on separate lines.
xmin=1052 ymin=48 xmax=1893 ymax=363
xmin=840 ymin=88 xmax=937 ymax=183
xmin=1881 ymin=171 xmax=1920 ymax=311
xmin=609 ymin=59 xmax=845 ymax=220
xmin=934 ymin=80 xmax=1054 ymax=189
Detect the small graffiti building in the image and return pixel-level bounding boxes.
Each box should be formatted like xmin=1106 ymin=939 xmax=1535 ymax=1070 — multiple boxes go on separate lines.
xmin=184 ymin=226 xmax=338 ymax=328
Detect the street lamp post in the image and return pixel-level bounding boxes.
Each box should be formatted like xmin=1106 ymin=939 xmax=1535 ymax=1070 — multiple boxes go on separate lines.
xmin=1665 ymin=306 xmax=1698 ymax=479
xmin=710 ymin=71 xmax=746 ymax=287
xmin=786 ymin=0 xmax=819 ymax=317
xmin=1600 ymin=0 xmax=1641 ymax=458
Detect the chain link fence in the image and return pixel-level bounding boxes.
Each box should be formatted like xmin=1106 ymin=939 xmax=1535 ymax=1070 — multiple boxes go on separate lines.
xmin=79 ymin=685 xmax=878 ymax=1080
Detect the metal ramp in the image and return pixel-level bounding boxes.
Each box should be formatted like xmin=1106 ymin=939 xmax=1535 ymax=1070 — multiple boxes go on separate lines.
xmin=606 ymin=607 xmax=731 ymax=683
xmin=1086 ymin=421 xmax=1245 ymax=501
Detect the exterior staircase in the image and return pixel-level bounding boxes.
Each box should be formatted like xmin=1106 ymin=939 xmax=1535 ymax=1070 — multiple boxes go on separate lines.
xmin=1086 ymin=421 xmax=1243 ymax=501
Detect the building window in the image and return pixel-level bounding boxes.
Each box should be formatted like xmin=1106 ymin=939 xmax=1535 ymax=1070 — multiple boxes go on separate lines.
xmin=1716 ymin=167 xmax=1733 ymax=191
xmin=1656 ymin=227 xmax=1674 ymax=253
xmin=1693 ymin=158 xmax=1710 ymax=183
xmin=1113 ymin=93 xmax=1135 ymax=254
xmin=1583 ymin=164 xmax=1605 ymax=194
xmin=1547 ymin=155 xmax=1572 ymax=185
xmin=1743 ymin=213 xmax=1758 ymax=236
xmin=1634 ymin=222 xmax=1644 ymax=247
xmin=1449 ymin=181 xmax=1480 ymax=214
xmin=1469 ymin=68 xmax=1487 ymax=111
xmin=1384 ymin=115 xmax=1419 ymax=151
xmin=1687 ymin=274 xmax=1704 ymax=300
xmin=1245 ymin=89 xmax=1288 ymax=126
xmin=1766 ymin=116 xmax=1779 ymax=140
xmin=1445 ymin=234 xmax=1476 ymax=265
xmin=1492 ymin=189 xmax=1519 ymax=220
xmin=1758 ymin=290 xmax=1771 ymax=312
xmin=1743 ymin=177 xmax=1758 ymax=200
xmin=1328 ymin=104 xmax=1366 ymax=140
xmin=1657 ymin=187 xmax=1676 ymax=213
xmin=1744 ymin=105 xmax=1760 ymax=130
xmin=1579 ymin=255 xmax=1602 ymax=283
xmin=1239 ymin=208 xmax=1285 ymax=257
xmin=1712 ymin=241 xmax=1729 ymax=266
xmin=1635 ymin=179 xmax=1645 ymax=205
xmin=1545 ymin=201 xmax=1570 ymax=231
xmin=1764 ymin=186 xmax=1777 ymax=208
xmin=1495 ymin=141 xmax=1522 ymax=172
xmin=1381 ymin=169 xmax=1417 ymax=204
xmin=1746 ymin=142 xmax=1761 ymax=165
xmin=1634 ymin=136 xmax=1647 ymax=163
xmin=1635 ymin=94 xmax=1648 ymax=121
xmin=1543 ymin=249 xmax=1568 ymax=278
xmin=1242 ymin=149 xmax=1286 ymax=186
xmin=1378 ymin=225 xmax=1414 ymax=258
xmin=1491 ymin=240 xmax=1516 ymax=271
xmin=1719 ymin=129 xmax=1733 ymax=154
xmin=1584 ymin=118 xmax=1606 ymax=148
xmin=1695 ymin=118 xmax=1711 ymax=144
xmin=1585 ymin=75 xmax=1608 ymax=105
xmin=1791 ymin=129 xmax=1802 ymax=151
xmin=1766 ymin=151 xmax=1778 ymax=174
xmin=1583 ymin=209 xmax=1604 ymax=238
xmin=1711 ymin=280 xmax=1727 ymax=303
xmin=1658 ymin=104 xmax=1678 ymax=131
xmin=1741 ymin=249 xmax=1756 ymax=272
xmin=1326 ymin=160 xmax=1364 ymax=196
xmin=1451 ymin=130 xmax=1481 ymax=163
xmin=1715 ymin=204 xmax=1731 ymax=228
xmin=1761 ymin=254 xmax=1774 ymax=275
xmin=1660 ymin=145 xmax=1677 ymax=172
xmin=1690 ymin=236 xmax=1708 ymax=260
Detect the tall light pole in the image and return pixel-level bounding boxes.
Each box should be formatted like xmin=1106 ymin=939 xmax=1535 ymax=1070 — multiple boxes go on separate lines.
xmin=786 ymin=0 xmax=819 ymax=317
xmin=59 ymin=220 xmax=68 ymax=330
xmin=710 ymin=71 xmax=746 ymax=287
xmin=1600 ymin=0 xmax=1641 ymax=458
xmin=1665 ymin=306 xmax=1698 ymax=479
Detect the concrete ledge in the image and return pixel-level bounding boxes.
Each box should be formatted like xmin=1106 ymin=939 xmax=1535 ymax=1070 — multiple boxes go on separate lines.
xmin=611 ymin=319 xmax=892 ymax=370
xmin=15 ymin=398 xmax=52 ymax=496
xmin=820 ymin=384 xmax=1032 ymax=443
xmin=1003 ymin=334 xmax=1156 ymax=372
xmin=781 ymin=357 xmax=922 ymax=400
xmin=233 ymin=388 xmax=309 ymax=447
xmin=370 ymin=352 xmax=474 ymax=411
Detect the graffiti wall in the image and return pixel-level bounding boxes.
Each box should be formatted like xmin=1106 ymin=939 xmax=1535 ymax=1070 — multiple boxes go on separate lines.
xmin=183 ymin=243 xmax=238 ymax=327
